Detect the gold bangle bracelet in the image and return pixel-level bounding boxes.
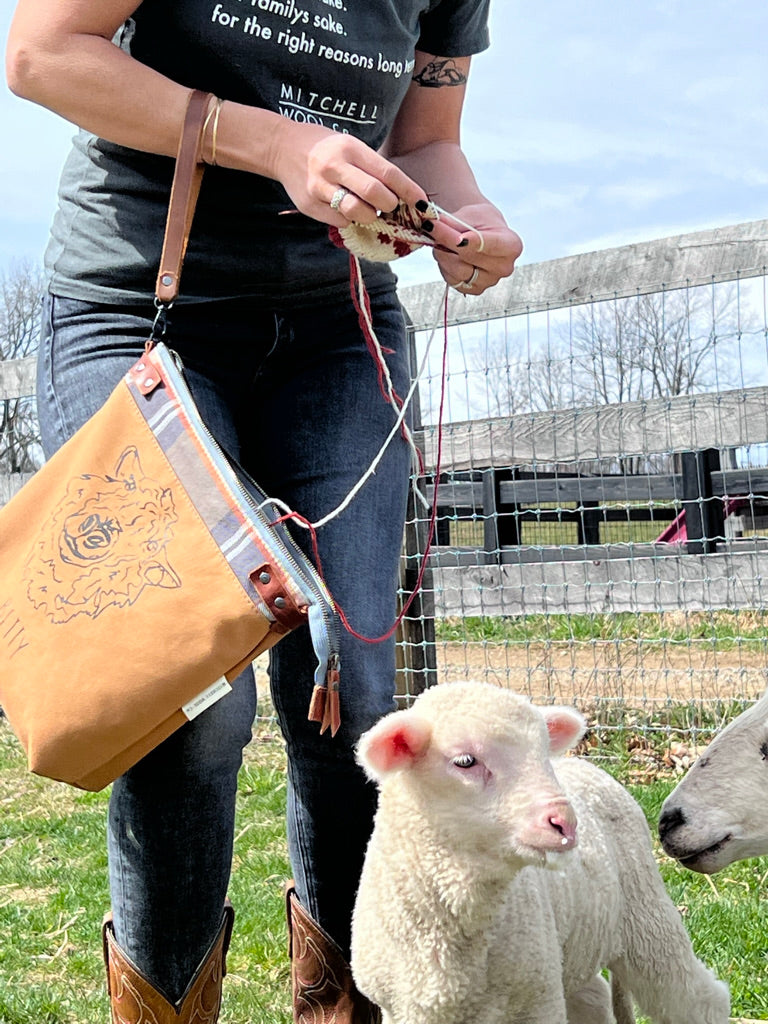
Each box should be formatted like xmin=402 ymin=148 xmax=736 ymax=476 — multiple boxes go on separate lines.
xmin=210 ymin=97 xmax=222 ymax=167
xmin=202 ymin=96 xmax=223 ymax=166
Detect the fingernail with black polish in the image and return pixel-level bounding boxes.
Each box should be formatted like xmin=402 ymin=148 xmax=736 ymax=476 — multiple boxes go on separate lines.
xmin=457 ymin=238 xmax=469 ymax=247
xmin=421 ymin=220 xmax=434 ymax=232
xmin=415 ymin=199 xmax=429 ymax=213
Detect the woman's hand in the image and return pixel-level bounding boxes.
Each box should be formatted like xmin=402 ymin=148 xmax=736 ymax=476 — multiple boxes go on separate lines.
xmin=270 ymin=120 xmax=459 ymax=230
xmin=269 ymin=119 xmax=520 ymax=283
xmin=428 ymin=203 xmax=523 ymax=295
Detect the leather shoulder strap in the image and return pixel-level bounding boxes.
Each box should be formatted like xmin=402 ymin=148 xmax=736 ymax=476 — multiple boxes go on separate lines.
xmin=155 ymin=90 xmax=213 ymax=305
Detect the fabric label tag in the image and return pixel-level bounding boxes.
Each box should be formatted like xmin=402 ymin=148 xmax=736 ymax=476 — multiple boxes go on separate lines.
xmin=182 ymin=676 xmax=233 ymax=721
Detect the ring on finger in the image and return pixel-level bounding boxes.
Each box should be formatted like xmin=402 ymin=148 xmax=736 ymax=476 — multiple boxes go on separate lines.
xmin=456 ymin=267 xmax=480 ymax=292
xmin=330 ymin=187 xmax=350 ymax=212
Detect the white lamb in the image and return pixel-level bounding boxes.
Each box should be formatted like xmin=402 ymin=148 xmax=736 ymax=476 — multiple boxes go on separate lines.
xmin=659 ymin=685 xmax=768 ymax=872
xmin=351 ymin=682 xmax=729 ymax=1024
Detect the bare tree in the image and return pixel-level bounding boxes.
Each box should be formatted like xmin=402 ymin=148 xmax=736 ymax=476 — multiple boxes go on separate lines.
xmin=472 ymin=284 xmax=749 ymax=420
xmin=567 ymin=299 xmax=650 ymax=406
xmin=469 ymin=333 xmax=532 ymax=418
xmin=526 ymin=343 xmax=582 ymax=413
xmin=567 ymin=285 xmax=745 ymax=404
xmin=0 ymin=259 xmax=44 ymax=473
xmin=470 ymin=328 xmax=593 ymax=418
xmin=464 ymin=284 xmax=754 ymax=474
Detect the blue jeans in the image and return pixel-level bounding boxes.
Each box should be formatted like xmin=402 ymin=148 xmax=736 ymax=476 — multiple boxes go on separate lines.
xmin=38 ymin=287 xmax=411 ymax=1000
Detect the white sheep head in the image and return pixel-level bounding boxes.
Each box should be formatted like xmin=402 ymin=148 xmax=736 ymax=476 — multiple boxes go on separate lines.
xmin=357 ymin=681 xmax=586 ymax=870
xmin=660 ymin=687 xmax=768 ymax=873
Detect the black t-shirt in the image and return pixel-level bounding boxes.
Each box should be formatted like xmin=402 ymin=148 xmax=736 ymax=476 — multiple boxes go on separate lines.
xmin=45 ymin=0 xmax=491 ymax=306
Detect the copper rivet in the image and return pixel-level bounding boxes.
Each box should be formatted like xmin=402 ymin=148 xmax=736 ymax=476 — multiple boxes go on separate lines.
xmin=136 ymin=363 xmax=145 ymax=371
xmin=259 ymin=571 xmax=271 ymax=584
xmin=274 ymin=596 xmax=286 ymax=609
xmin=143 ymin=378 xmax=155 ymax=387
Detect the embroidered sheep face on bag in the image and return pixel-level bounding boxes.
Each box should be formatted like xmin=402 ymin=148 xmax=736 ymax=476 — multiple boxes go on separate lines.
xmin=25 ymin=445 xmax=180 ymax=623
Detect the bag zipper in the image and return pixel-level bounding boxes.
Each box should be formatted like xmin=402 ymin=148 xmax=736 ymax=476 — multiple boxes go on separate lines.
xmin=145 ymin=343 xmax=343 ymax=730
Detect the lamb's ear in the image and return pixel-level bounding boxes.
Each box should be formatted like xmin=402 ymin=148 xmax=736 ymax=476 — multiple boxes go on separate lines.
xmin=356 ymin=712 xmax=432 ymax=781
xmin=540 ymin=706 xmax=586 ymax=756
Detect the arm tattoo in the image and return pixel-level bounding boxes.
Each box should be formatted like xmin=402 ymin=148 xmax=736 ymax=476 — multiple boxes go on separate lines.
xmin=412 ymin=58 xmax=467 ymax=88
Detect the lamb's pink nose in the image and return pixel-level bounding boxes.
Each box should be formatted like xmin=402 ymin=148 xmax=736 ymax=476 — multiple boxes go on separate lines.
xmin=549 ymin=812 xmax=577 ymax=848
xmin=520 ymin=799 xmax=579 ymax=853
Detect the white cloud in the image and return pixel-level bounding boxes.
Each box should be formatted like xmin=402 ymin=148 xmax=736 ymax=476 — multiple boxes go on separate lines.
xmin=596 ymin=179 xmax=687 ymax=210
xmin=462 ymin=118 xmax=666 ymax=168
xmin=683 ymin=74 xmax=747 ymax=104
xmin=0 ymin=94 xmax=73 ymax=219
xmin=497 ymin=184 xmax=591 ymax=225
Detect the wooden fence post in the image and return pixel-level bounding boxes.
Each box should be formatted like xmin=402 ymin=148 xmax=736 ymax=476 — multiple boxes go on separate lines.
xmin=483 ymin=467 xmax=522 ymax=563
xmin=681 ymin=449 xmax=724 ymax=555
xmin=395 ymin=318 xmax=437 ymax=699
xmin=579 ymin=501 xmax=602 ymax=545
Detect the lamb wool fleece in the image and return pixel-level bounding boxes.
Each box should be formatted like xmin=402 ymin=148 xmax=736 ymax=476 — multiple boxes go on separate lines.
xmin=351 ymin=682 xmax=730 ymax=1024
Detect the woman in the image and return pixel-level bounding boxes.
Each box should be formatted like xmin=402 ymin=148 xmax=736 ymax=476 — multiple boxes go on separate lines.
xmin=6 ymin=3 xmax=522 ymax=1021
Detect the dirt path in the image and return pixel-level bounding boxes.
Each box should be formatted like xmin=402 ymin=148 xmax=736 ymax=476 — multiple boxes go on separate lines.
xmin=257 ymin=641 xmax=768 ymax=706
xmin=430 ymin=641 xmax=768 ymax=705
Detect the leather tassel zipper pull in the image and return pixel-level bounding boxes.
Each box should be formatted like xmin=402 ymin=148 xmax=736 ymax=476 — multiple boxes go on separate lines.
xmin=307 ymin=683 xmax=327 ymax=725
xmin=307 ymin=655 xmax=341 ymax=736
xmin=320 ymin=655 xmax=341 ymax=736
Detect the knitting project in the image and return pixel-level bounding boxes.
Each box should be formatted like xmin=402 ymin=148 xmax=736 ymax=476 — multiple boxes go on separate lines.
xmin=329 ymin=200 xmax=441 ymax=261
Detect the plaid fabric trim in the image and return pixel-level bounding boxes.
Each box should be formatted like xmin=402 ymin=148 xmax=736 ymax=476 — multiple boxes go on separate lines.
xmin=125 ymin=346 xmax=322 ymax=621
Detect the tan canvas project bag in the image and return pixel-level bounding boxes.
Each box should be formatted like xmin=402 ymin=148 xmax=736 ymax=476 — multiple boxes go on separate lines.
xmin=0 ymin=91 xmax=339 ymax=791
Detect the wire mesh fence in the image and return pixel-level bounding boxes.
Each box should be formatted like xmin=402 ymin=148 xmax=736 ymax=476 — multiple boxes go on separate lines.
xmin=2 ymin=223 xmax=768 ymax=761
xmin=396 ymin=220 xmax=768 ymax=759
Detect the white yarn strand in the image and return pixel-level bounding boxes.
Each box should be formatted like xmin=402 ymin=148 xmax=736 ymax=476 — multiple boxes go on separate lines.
xmin=431 ymin=203 xmax=486 ymax=252
xmin=258 ymin=284 xmax=447 ymax=531
xmin=311 ymin=282 xmax=445 ymax=529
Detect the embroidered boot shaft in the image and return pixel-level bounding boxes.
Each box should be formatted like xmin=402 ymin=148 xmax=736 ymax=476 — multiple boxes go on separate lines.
xmin=102 ymin=902 xmax=234 ymax=1024
xmin=286 ymin=884 xmax=380 ymax=1024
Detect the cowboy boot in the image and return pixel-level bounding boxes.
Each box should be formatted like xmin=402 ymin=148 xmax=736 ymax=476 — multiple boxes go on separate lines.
xmin=286 ymin=883 xmax=380 ymax=1024
xmin=102 ymin=902 xmax=234 ymax=1024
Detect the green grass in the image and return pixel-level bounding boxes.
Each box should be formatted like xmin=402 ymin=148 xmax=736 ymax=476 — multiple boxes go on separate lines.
xmin=447 ymin=506 xmax=682 ymax=549
xmin=617 ymin=776 xmax=768 ymax=1021
xmin=1 ymin=719 xmax=766 ymax=1022
xmin=435 ymin=610 xmax=768 ymax=650
xmin=0 ymin=721 xmax=293 ymax=1024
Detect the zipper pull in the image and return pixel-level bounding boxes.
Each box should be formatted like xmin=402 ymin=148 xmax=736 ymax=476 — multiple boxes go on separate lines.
xmin=307 ymin=683 xmax=327 ymax=726
xmin=308 ymin=654 xmax=341 ymax=737
xmin=320 ymin=658 xmax=341 ymax=737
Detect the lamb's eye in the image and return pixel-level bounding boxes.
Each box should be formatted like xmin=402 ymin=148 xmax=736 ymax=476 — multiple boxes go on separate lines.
xmin=452 ymin=753 xmax=477 ymax=769
xmin=760 ymin=742 xmax=768 ymax=761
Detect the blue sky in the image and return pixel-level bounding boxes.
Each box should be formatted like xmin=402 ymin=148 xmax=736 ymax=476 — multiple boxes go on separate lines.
xmin=1 ymin=1 xmax=766 ymax=286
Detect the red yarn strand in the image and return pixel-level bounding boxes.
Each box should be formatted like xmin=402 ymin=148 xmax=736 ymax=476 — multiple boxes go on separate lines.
xmin=271 ymin=287 xmax=449 ymax=645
